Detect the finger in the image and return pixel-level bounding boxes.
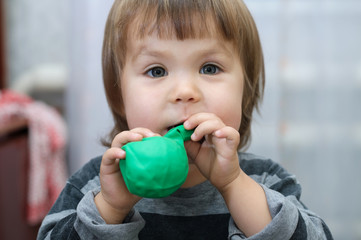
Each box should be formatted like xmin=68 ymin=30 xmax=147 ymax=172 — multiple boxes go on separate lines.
xmin=214 ymin=126 xmax=240 ymax=150
xmin=191 ymin=119 xmax=225 ymax=142
xmin=111 ymin=131 xmax=143 ymax=148
xmin=184 ymin=112 xmax=218 ymax=130
xmin=130 ymin=127 xmax=160 ymax=138
xmin=101 ymin=148 xmax=126 ymax=175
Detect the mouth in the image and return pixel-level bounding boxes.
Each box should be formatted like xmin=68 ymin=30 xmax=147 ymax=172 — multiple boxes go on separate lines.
xmin=167 ymin=122 xmax=184 ymax=131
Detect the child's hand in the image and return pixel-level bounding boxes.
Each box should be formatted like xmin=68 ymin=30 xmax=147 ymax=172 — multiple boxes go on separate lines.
xmin=183 ymin=113 xmax=241 ymax=192
xmin=184 ymin=113 xmax=272 ymax=236
xmin=95 ymin=128 xmax=159 ymax=224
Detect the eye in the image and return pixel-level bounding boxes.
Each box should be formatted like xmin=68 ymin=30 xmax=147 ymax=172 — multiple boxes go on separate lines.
xmin=146 ymin=66 xmax=167 ymax=78
xmin=200 ymin=64 xmax=220 ymax=75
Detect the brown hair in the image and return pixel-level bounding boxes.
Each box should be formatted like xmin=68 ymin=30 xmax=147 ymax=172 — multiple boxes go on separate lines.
xmin=102 ymin=0 xmax=265 ymax=149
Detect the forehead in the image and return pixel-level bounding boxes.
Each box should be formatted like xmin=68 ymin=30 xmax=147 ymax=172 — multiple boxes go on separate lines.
xmin=125 ymin=15 xmax=238 ymax=64
xmin=128 ymin=36 xmax=237 ymax=64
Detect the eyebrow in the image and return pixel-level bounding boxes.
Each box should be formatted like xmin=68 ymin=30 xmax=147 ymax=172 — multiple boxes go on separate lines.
xmin=130 ymin=44 xmax=162 ymax=63
xmin=131 ymin=39 xmax=235 ymax=63
xmin=136 ymin=47 xmax=167 ymax=59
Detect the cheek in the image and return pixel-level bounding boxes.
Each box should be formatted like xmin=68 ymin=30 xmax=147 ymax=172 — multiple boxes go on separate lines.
xmin=210 ymin=85 xmax=243 ymax=130
xmin=123 ymin=89 xmax=162 ymax=130
xmin=124 ymin=95 xmax=154 ymax=129
xmin=219 ymin=101 xmax=242 ymax=130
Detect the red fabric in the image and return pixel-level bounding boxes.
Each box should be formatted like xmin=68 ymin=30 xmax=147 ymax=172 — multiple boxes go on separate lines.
xmin=0 ymin=90 xmax=67 ymax=225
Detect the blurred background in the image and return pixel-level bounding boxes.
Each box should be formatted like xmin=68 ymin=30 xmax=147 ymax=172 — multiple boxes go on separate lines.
xmin=0 ymin=0 xmax=360 ymax=239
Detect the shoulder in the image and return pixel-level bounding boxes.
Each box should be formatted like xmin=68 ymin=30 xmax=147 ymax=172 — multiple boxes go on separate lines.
xmin=67 ymin=156 xmax=102 ymax=192
xmin=239 ymin=152 xmax=301 ymax=199
xmin=238 ymin=152 xmax=283 ymax=175
xmin=47 ymin=156 xmax=102 ymax=215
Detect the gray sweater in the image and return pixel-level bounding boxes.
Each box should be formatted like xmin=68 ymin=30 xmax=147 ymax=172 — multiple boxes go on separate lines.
xmin=37 ymin=152 xmax=333 ymax=239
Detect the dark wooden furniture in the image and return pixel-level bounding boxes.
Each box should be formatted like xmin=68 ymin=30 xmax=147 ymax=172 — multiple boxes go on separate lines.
xmin=0 ymin=1 xmax=40 ymax=237
xmin=0 ymin=119 xmax=41 ymax=240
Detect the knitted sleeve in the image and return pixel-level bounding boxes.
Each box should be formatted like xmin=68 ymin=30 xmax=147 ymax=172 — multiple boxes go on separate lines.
xmin=36 ymin=156 xmax=145 ymax=240
xmin=228 ymin=153 xmax=333 ymax=240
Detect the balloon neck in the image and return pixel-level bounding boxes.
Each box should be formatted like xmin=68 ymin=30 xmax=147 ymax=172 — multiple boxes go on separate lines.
xmin=165 ymin=125 xmax=194 ymax=142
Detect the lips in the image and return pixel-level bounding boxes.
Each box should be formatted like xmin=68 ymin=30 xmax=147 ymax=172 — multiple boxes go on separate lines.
xmin=167 ymin=122 xmax=184 ymax=131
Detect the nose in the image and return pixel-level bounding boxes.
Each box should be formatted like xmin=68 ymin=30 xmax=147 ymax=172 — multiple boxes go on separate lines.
xmin=171 ymin=77 xmax=201 ymax=104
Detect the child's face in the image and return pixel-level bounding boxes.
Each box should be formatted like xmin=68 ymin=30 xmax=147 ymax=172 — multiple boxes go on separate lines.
xmin=121 ymin=33 xmax=244 ymax=135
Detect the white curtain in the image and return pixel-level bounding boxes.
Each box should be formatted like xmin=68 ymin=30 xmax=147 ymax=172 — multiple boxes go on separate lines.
xmin=66 ymin=0 xmax=114 ymax=174
xmin=245 ymin=1 xmax=361 ymax=239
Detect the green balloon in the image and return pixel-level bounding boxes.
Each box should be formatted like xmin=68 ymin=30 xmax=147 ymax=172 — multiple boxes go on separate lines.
xmin=120 ymin=125 xmax=194 ymax=198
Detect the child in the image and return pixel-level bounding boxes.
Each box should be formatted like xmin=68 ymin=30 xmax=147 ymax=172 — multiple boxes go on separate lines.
xmin=37 ymin=0 xmax=333 ymax=239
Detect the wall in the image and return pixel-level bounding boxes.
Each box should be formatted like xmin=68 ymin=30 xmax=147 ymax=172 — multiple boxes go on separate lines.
xmin=4 ymin=0 xmax=70 ymax=86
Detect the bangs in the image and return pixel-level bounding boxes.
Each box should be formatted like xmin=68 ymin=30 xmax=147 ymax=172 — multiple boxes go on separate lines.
xmin=121 ymin=0 xmax=240 ymax=41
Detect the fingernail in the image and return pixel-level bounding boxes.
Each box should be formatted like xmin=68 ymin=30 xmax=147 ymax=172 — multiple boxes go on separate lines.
xmin=214 ymin=130 xmax=221 ymax=136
